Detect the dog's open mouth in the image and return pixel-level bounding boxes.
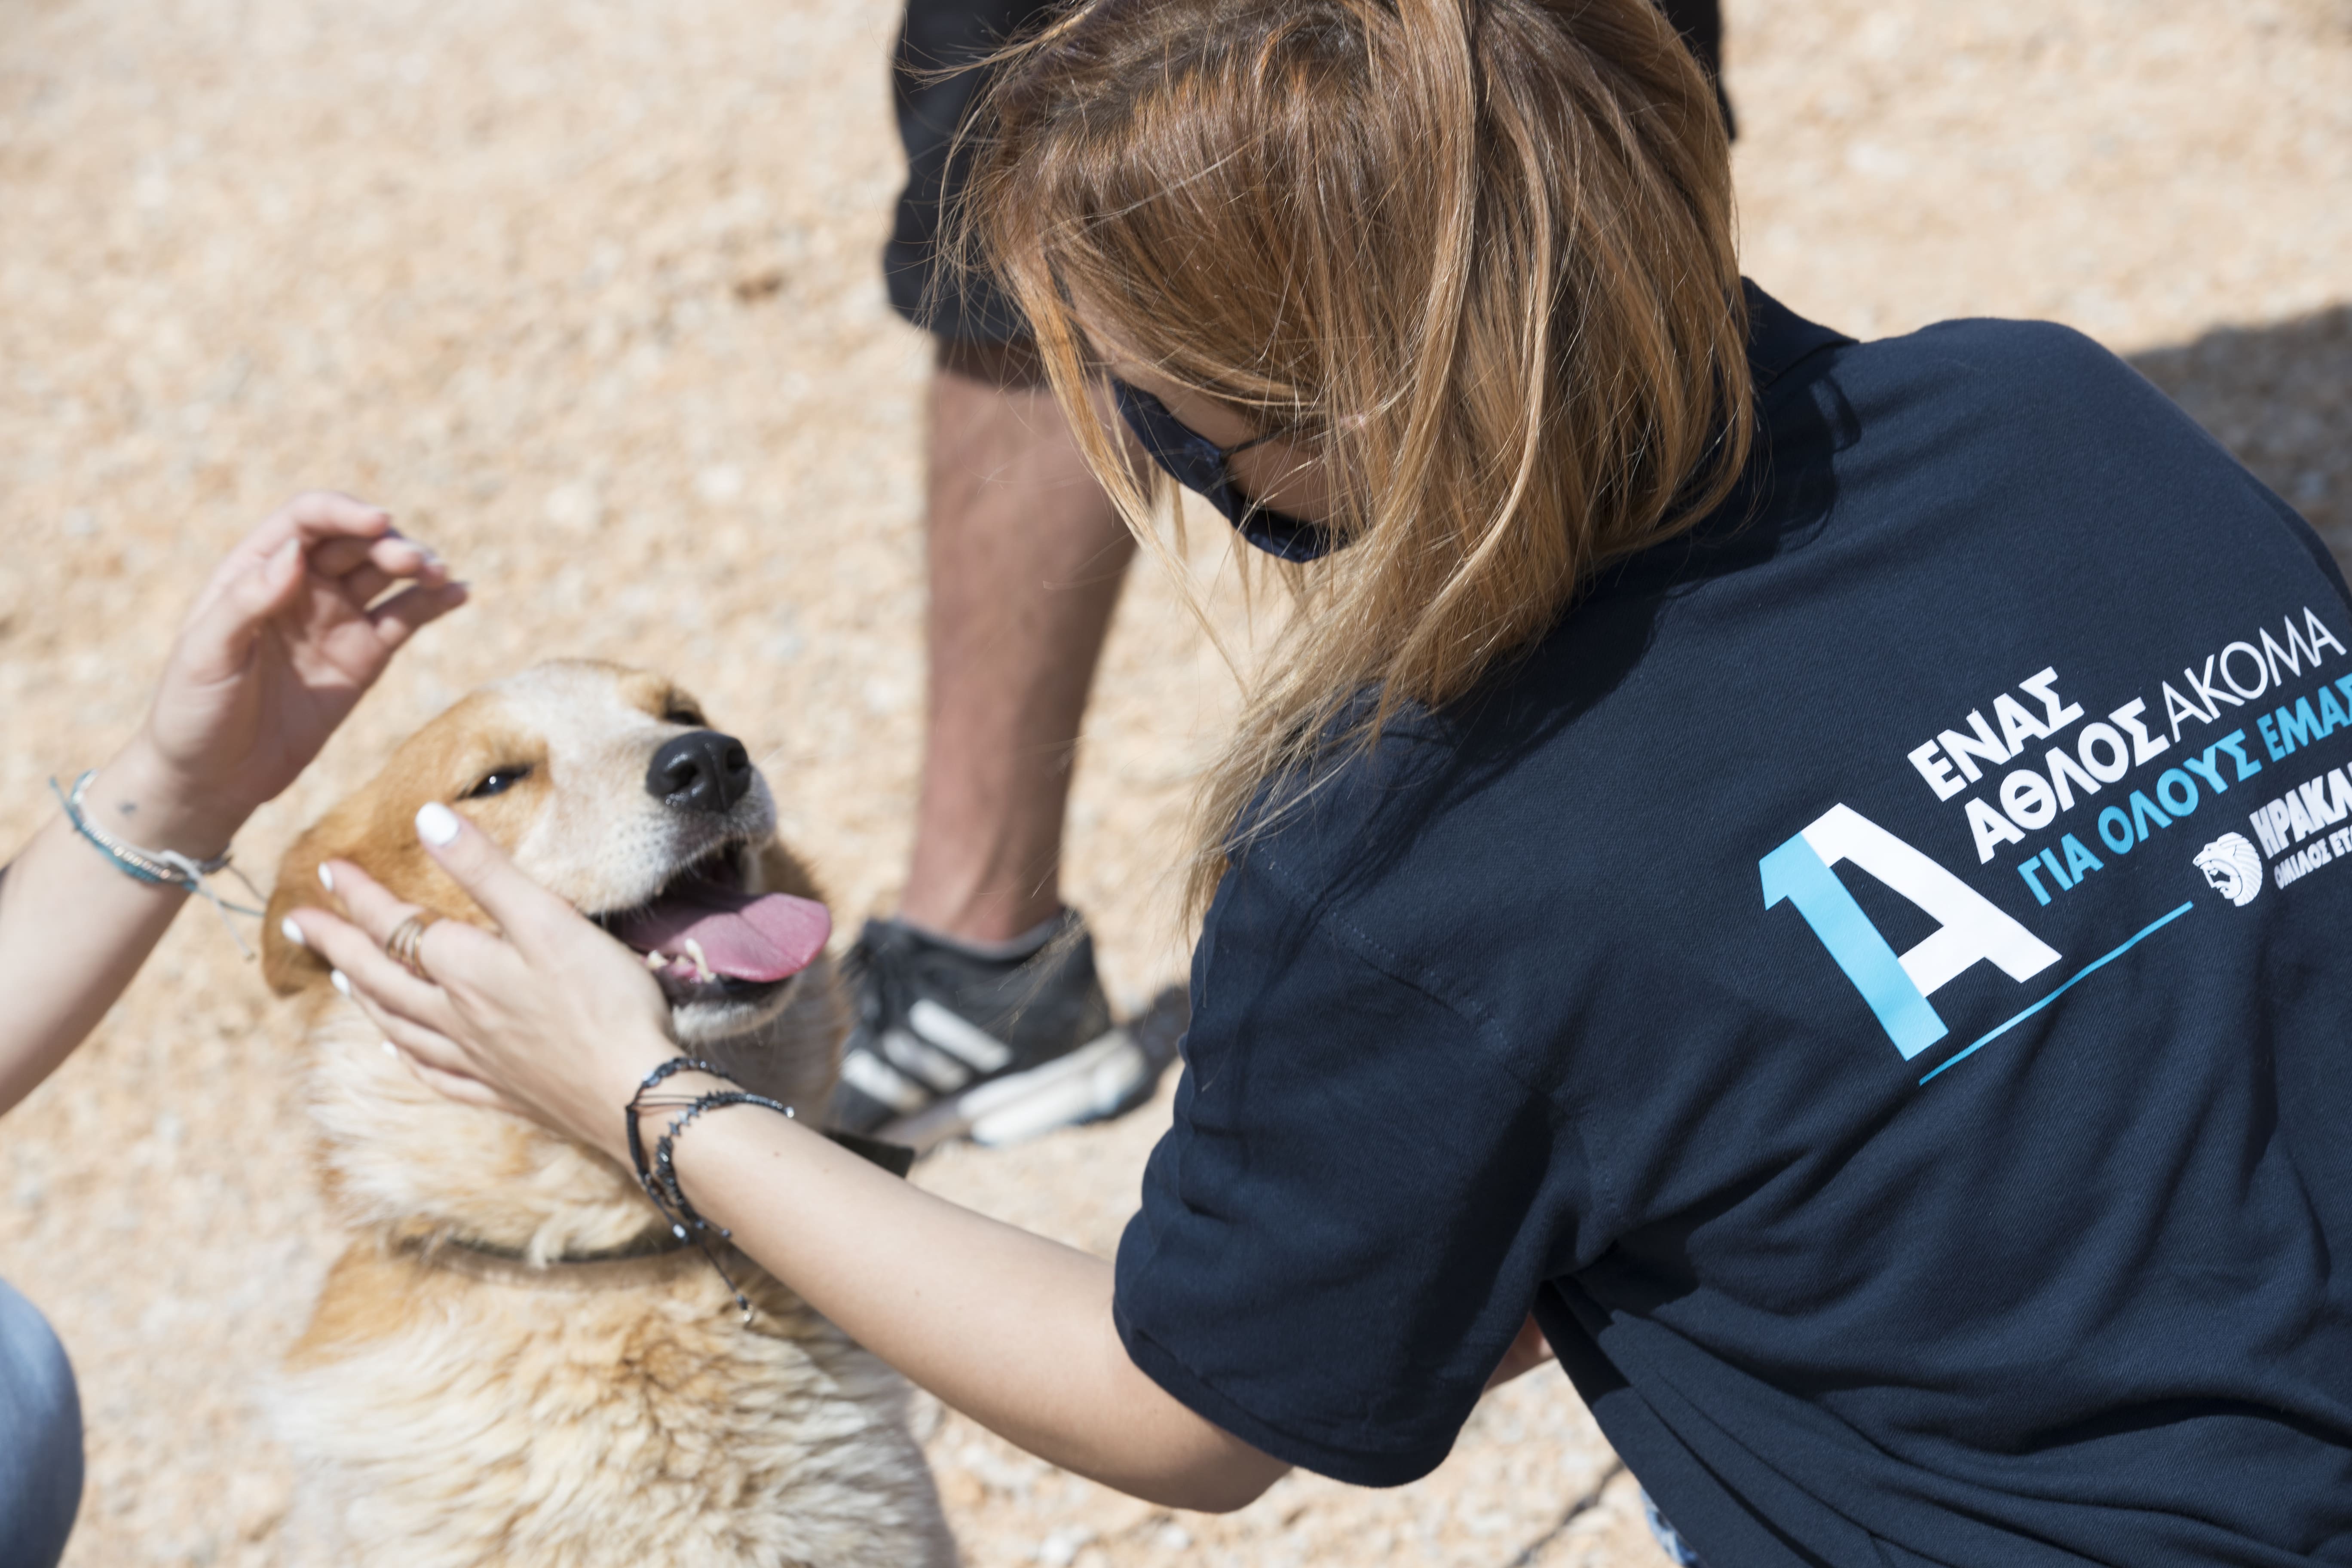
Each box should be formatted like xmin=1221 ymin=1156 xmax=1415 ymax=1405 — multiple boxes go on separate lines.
xmin=594 ymin=843 xmax=831 ymax=1003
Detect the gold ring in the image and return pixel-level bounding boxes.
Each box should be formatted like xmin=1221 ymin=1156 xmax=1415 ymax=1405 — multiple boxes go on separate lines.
xmin=385 ymin=913 xmax=442 ymax=980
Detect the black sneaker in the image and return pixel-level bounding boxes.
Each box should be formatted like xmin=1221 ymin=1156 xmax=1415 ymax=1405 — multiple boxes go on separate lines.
xmin=827 ymin=911 xmax=1165 ymax=1150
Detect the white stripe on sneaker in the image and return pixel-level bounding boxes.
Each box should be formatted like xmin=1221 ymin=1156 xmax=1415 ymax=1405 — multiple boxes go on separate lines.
xmin=841 ymin=1048 xmax=928 ymax=1115
xmin=876 ymin=1027 xmax=1147 ymax=1154
xmin=969 ymin=1029 xmax=1146 ymax=1147
xmin=907 ymin=999 xmax=1015 ymax=1073
xmin=882 ymin=1027 xmax=973 ymax=1093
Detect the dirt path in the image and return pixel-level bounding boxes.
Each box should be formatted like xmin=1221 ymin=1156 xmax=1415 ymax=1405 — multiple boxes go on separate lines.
xmin=0 ymin=0 xmax=2346 ymax=1563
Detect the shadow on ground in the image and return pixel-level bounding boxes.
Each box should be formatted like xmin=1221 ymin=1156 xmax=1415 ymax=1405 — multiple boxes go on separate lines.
xmin=2132 ymin=303 xmax=2352 ymax=566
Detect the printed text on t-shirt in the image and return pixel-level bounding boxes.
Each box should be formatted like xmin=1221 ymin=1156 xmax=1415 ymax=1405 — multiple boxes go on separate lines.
xmin=1906 ymin=610 xmax=2343 ymax=864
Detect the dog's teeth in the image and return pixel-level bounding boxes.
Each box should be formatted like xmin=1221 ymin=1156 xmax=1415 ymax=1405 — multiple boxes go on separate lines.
xmin=644 ymin=950 xmax=668 ymax=971
xmin=683 ymin=937 xmax=716 ymax=984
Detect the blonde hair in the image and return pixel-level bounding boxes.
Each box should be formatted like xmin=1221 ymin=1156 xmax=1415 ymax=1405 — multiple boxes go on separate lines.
xmin=965 ymin=0 xmax=1749 ymax=916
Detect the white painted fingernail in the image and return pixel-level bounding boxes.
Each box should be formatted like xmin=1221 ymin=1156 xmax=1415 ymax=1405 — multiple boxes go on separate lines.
xmin=331 ymin=970 xmax=351 ymax=997
xmin=317 ymin=863 xmax=335 ymax=892
xmin=416 ymin=802 xmax=461 ymax=846
xmin=280 ymin=916 xmax=306 ymax=948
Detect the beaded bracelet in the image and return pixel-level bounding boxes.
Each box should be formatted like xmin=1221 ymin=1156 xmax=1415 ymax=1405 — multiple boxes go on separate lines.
xmin=625 ymin=1058 xmax=796 ymax=1323
xmin=650 ymin=1090 xmax=795 ymax=1222
xmin=625 ymin=1056 xmax=741 ymax=1207
xmin=621 ymin=1057 xmax=913 ymax=1323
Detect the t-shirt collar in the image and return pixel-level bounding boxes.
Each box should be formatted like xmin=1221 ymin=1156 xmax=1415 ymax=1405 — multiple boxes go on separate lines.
xmin=1742 ymin=279 xmax=1854 ymax=396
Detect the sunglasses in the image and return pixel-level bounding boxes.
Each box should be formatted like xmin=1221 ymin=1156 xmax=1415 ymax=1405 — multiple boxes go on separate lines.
xmin=1108 ymin=379 xmax=1343 ymax=564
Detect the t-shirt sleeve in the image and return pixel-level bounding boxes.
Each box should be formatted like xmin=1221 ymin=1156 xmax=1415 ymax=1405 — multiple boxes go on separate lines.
xmin=1113 ymin=852 xmax=1589 ymax=1488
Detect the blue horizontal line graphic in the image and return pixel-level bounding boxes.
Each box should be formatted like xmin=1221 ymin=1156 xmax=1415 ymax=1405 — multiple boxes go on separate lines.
xmin=1917 ymin=901 xmax=2198 ymax=1086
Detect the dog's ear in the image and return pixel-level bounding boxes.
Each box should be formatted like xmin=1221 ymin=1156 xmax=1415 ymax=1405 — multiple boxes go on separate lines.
xmin=262 ymin=827 xmax=337 ymax=997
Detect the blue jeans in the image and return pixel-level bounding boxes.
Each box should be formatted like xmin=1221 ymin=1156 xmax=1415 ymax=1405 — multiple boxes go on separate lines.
xmin=0 ymin=1277 xmax=81 ymax=1568
xmin=1642 ymin=1487 xmax=1707 ymax=1567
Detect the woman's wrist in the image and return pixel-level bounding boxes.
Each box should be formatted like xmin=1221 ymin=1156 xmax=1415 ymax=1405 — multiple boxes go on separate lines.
xmin=85 ymin=739 xmax=250 ymax=863
xmin=658 ymin=1086 xmax=818 ymax=1232
xmin=622 ymin=1064 xmax=814 ymax=1216
xmin=622 ymin=1066 xmax=738 ymax=1158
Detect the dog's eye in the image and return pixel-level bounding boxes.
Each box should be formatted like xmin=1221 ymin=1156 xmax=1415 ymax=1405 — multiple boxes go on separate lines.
xmin=662 ymin=706 xmax=705 ymax=727
xmin=461 ymin=765 xmax=533 ymax=800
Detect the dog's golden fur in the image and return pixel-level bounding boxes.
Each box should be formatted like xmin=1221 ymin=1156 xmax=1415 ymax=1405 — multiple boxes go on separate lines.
xmin=259 ymin=660 xmax=954 ymax=1567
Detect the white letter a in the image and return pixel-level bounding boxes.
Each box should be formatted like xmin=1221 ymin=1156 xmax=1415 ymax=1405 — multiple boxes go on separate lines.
xmin=1803 ymin=805 xmax=2061 ymax=993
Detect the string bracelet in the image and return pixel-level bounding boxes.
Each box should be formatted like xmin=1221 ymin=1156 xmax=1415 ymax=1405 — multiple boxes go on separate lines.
xmin=651 ymin=1090 xmax=796 ymax=1223
xmin=624 ymin=1057 xmax=796 ymax=1323
xmin=625 ymin=1057 xmax=756 ymax=1203
xmin=652 ymin=1091 xmax=797 ymax=1324
xmin=50 ymin=771 xmax=264 ymax=958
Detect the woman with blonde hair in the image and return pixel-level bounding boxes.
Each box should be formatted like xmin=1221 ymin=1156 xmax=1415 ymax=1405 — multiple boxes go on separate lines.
xmin=301 ymin=0 xmax=2352 ymax=1559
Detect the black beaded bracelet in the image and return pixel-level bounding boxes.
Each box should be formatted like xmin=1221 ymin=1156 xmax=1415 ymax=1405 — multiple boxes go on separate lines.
xmin=617 ymin=1056 xmax=912 ymax=1323
xmin=624 ymin=1057 xmax=738 ymax=1210
xmin=622 ymin=1059 xmax=798 ymax=1323
xmin=651 ymin=1090 xmax=796 ymax=1229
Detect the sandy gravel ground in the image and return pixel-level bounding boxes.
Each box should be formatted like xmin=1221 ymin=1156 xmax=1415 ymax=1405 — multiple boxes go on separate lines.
xmin=0 ymin=0 xmax=2346 ymax=1563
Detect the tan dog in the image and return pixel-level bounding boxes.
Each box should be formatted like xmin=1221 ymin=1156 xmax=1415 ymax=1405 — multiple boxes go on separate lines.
xmin=259 ymin=661 xmax=954 ymax=1568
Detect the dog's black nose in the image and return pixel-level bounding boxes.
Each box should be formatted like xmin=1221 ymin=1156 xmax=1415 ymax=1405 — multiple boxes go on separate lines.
xmin=646 ymin=730 xmax=754 ymax=815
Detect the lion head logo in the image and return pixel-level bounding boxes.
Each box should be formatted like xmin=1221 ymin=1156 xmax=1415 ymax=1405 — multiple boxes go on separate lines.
xmin=2195 ymin=833 xmax=2265 ymax=907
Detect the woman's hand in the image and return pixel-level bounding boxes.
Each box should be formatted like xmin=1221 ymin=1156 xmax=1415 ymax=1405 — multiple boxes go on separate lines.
xmin=284 ymin=803 xmax=678 ymax=1164
xmin=105 ymin=491 xmax=466 ymax=856
xmin=289 ymin=812 xmax=1292 ymax=1515
xmin=0 ymin=492 xmax=462 ymax=1118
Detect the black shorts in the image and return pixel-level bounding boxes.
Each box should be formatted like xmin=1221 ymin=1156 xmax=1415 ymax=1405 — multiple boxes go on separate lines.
xmin=884 ymin=0 xmax=1729 ymax=344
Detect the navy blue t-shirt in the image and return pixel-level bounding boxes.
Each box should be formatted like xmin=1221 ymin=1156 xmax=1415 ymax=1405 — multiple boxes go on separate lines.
xmin=1114 ymin=287 xmax=2352 ymax=1564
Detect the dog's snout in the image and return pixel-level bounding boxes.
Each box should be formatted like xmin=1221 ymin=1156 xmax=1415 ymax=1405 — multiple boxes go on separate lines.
xmin=646 ymin=730 xmax=754 ymax=815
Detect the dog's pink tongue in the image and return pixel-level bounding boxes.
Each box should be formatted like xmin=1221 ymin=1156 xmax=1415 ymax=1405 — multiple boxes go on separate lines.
xmin=612 ymin=886 xmax=832 ymax=982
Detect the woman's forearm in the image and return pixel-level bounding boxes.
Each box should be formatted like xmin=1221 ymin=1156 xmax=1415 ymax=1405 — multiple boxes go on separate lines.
xmin=0 ymin=743 xmax=245 ymax=1117
xmin=663 ymin=1081 xmax=1289 ymax=1512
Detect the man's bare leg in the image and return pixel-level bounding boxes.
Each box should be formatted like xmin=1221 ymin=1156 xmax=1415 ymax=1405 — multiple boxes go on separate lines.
xmin=898 ymin=337 xmax=1135 ymax=945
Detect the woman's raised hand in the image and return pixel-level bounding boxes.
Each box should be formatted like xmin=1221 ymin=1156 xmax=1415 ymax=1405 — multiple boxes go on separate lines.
xmin=285 ymin=805 xmax=680 ymax=1164
xmin=119 ymin=492 xmax=466 ymax=856
xmin=0 ymin=493 xmax=464 ymax=1115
